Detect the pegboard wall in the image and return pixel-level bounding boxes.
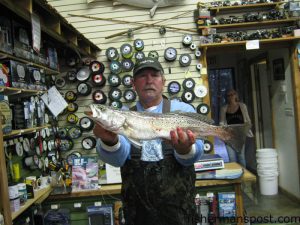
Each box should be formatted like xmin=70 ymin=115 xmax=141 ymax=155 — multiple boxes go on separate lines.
xmin=49 ymin=0 xmax=212 ymax=159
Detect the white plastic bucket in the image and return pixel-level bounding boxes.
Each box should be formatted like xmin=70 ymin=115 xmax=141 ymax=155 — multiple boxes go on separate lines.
xmin=257 ymin=169 xmax=278 ymax=177
xmin=257 ymin=164 xmax=278 ymax=171
xmin=259 ymin=175 xmax=278 ymax=195
xmin=256 ymin=157 xmax=278 ymax=164
xmin=256 ymin=148 xmax=277 ymax=155
xmin=256 ymin=152 xmax=278 ymax=158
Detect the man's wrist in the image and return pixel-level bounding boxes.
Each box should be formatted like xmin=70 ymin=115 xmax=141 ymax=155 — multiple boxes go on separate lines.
xmin=98 ymin=137 xmax=120 ymax=152
xmin=101 ymin=136 xmax=118 ymax=146
xmin=175 ymin=144 xmax=196 ymax=159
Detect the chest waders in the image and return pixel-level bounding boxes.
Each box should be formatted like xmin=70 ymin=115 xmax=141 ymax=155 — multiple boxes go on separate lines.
xmin=121 ymin=99 xmax=196 ymax=225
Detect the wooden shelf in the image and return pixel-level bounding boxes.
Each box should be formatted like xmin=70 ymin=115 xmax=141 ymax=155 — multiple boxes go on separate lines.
xmin=47 ymin=184 xmax=122 ymax=200
xmin=11 ymin=186 xmax=52 ymax=220
xmin=0 ymin=86 xmax=46 ymax=97
xmin=198 ymin=18 xmax=298 ymax=29
xmin=47 ymin=163 xmax=256 ymax=200
xmin=207 ymin=2 xmax=283 ymax=13
xmin=0 ymin=0 xmax=100 ymax=57
xmin=199 ymin=36 xmax=300 ymax=49
xmin=3 ymin=124 xmax=51 ymax=139
xmin=0 ymin=50 xmax=59 ymax=75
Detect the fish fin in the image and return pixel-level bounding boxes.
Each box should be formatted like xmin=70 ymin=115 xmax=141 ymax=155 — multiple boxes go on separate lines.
xmin=221 ymin=123 xmax=250 ymax=152
xmin=128 ymin=138 xmax=142 ymax=148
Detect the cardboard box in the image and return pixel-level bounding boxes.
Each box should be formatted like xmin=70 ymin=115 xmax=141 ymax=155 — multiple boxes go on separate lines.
xmin=2 ymin=60 xmax=29 ymax=89
xmin=0 ymin=16 xmax=13 ymax=54
xmin=0 ymin=63 xmax=10 ymax=87
xmin=218 ymin=192 xmax=236 ymax=218
xmin=0 ymin=95 xmax=12 ymax=134
xmin=28 ymin=66 xmax=46 ymax=90
xmin=12 ymin=20 xmax=32 ymax=60
xmin=294 ymin=29 xmax=300 ymax=37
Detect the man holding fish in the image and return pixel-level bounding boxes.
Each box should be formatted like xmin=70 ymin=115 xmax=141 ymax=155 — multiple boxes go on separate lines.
xmin=92 ymin=57 xmax=204 ymax=225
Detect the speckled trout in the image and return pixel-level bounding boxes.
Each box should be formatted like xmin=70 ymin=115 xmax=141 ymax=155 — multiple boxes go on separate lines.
xmin=85 ymin=104 xmax=250 ymax=151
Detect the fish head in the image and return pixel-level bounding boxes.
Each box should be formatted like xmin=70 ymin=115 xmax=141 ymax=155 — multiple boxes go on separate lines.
xmin=84 ymin=104 xmax=125 ymax=132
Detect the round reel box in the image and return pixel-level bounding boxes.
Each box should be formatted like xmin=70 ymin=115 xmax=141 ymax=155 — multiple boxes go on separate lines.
xmin=76 ymin=66 xmax=91 ymax=82
xmin=110 ymin=100 xmax=123 ymax=109
xmin=110 ymin=61 xmax=122 ymax=74
xmin=134 ymin=51 xmax=145 ymax=61
xmin=197 ymin=103 xmax=210 ymax=115
xmin=106 ymin=47 xmax=119 ymax=61
xmin=164 ymin=47 xmax=177 ymax=62
xmin=203 ymin=140 xmax=213 ymax=153
xmin=67 ymin=126 xmax=82 ymax=139
xmin=55 ymin=77 xmax=66 ymax=89
xmin=66 ymin=113 xmax=79 ymax=124
xmin=79 ymin=117 xmax=95 ymax=132
xmin=67 ymin=102 xmax=78 ymax=113
xmin=108 ymin=74 xmax=121 ymax=87
xmin=182 ymin=78 xmax=196 ymax=90
xmin=77 ymin=82 xmax=92 ymax=96
xmin=182 ymin=34 xmax=193 ymax=46
xmin=148 ymin=50 xmax=159 ymax=60
xmin=194 ymin=84 xmax=208 ymax=98
xmin=122 ymin=74 xmax=133 ymax=88
xmin=179 ymin=54 xmax=192 ymax=67
xmin=120 ymin=43 xmax=134 ymax=59
xmin=81 ymin=136 xmax=97 ymax=150
xmin=93 ymin=90 xmax=107 ymax=104
xmin=181 ymin=90 xmax=196 ymax=103
xmin=92 ymin=73 xmax=106 ymax=87
xmin=65 ymin=91 xmax=77 ymax=102
xmin=167 ymin=81 xmax=181 ymax=95
xmin=133 ymin=39 xmax=144 ymax=51
xmin=66 ymin=70 xmax=77 ymax=83
xmin=123 ymin=89 xmax=137 ymax=102
xmin=109 ymin=87 xmax=122 ymax=101
xmin=89 ymin=61 xmax=105 ymax=74
xmin=121 ymin=59 xmax=134 ymax=72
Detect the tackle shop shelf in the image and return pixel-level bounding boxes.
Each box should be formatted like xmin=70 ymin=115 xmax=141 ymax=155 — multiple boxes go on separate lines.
xmin=44 ymin=163 xmax=256 ymax=225
xmin=3 ymin=124 xmax=51 ymax=139
xmin=11 ymin=185 xmax=52 ymax=220
xmin=198 ymin=18 xmax=298 ymax=30
xmin=0 ymin=0 xmax=100 ymax=57
xmin=199 ymin=36 xmax=300 ymax=49
xmin=0 ymin=0 xmax=100 ymax=224
xmin=0 ymin=86 xmax=46 ymax=97
xmin=203 ymin=2 xmax=284 ymax=13
xmin=0 ymin=50 xmax=59 ymax=75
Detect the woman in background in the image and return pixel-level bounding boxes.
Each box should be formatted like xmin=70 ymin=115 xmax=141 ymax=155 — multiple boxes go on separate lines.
xmin=220 ymin=89 xmax=253 ymax=167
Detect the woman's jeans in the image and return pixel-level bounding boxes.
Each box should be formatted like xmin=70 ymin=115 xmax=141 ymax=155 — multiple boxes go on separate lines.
xmin=226 ymin=144 xmax=246 ymax=167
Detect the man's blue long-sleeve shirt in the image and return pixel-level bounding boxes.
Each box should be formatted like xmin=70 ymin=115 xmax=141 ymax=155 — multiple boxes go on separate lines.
xmin=96 ymin=99 xmax=204 ymax=167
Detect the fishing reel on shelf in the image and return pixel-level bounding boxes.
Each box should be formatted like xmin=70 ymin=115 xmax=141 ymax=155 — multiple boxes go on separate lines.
xmin=212 ymin=34 xmax=224 ymax=43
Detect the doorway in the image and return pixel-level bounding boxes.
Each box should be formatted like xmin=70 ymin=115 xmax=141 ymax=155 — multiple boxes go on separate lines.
xmin=248 ymin=56 xmax=274 ymax=173
xmin=250 ymin=58 xmax=274 ymax=149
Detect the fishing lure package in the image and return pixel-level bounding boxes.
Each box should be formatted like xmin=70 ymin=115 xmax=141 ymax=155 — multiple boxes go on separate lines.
xmin=71 ymin=157 xmax=99 ymax=192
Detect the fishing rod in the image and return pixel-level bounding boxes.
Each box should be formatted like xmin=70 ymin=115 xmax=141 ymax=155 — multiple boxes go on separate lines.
xmin=69 ymin=10 xmax=198 ymax=39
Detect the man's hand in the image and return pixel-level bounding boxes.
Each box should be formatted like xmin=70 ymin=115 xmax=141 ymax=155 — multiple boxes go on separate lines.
xmin=170 ymin=127 xmax=196 ymax=155
xmin=93 ymin=121 xmax=118 ymax=146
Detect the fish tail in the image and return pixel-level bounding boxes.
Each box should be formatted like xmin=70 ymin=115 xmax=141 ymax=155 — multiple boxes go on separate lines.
xmin=219 ymin=123 xmax=250 ymax=152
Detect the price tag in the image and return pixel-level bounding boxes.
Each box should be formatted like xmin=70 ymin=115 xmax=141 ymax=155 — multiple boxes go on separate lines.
xmin=51 ymin=204 xmax=59 ymax=210
xmin=94 ymin=202 xmax=102 ymax=206
xmin=74 ymin=203 xmax=82 ymax=208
